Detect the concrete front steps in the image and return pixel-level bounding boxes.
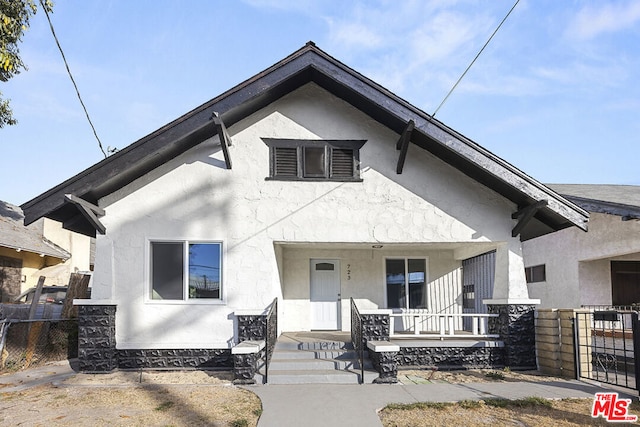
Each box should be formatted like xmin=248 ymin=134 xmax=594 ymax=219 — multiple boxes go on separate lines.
xmin=259 ymin=337 xmax=379 ymax=384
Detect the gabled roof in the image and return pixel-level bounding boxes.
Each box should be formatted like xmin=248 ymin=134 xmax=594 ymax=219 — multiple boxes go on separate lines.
xmin=21 ymin=42 xmax=588 ymax=240
xmin=549 ymin=184 xmax=640 ymax=221
xmin=0 ymin=201 xmax=70 ymax=259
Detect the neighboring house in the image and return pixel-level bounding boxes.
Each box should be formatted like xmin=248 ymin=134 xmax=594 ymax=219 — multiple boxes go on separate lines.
xmin=523 ymin=184 xmax=640 ymax=309
xmin=0 ymin=200 xmax=92 ymax=302
xmin=20 ymin=43 xmax=588 ymax=372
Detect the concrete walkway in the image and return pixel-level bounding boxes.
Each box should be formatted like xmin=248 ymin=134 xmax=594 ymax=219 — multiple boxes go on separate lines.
xmin=248 ymin=381 xmax=636 ymax=427
xmin=1 ymin=360 xmax=636 ymax=427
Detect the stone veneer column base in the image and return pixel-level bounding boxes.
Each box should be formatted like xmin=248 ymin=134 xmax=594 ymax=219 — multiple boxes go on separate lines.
xmin=487 ymin=304 xmax=536 ymax=369
xmin=77 ymin=304 xmax=117 ymax=372
xmin=360 ymin=313 xmax=391 ymax=343
xmin=370 ymin=351 xmax=399 ymax=384
xmin=232 ymin=353 xmax=259 ymax=385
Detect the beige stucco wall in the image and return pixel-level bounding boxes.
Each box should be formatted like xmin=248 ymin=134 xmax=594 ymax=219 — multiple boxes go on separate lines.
xmin=92 ymin=83 xmax=532 ymax=349
xmin=0 ymin=246 xmax=67 ymax=291
xmin=42 ymin=218 xmax=92 ymax=273
xmin=523 ymin=212 xmax=640 ymax=308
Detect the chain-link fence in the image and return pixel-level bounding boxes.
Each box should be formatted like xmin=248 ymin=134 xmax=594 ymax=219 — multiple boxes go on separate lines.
xmin=0 ymin=319 xmax=78 ymax=373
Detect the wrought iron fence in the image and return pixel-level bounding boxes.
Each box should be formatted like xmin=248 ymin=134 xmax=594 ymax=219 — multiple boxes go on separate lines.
xmin=0 ymin=319 xmax=78 ymax=373
xmin=350 ymin=298 xmax=364 ymax=384
xmin=264 ymin=298 xmax=277 ymax=383
xmin=574 ymin=310 xmax=640 ymax=393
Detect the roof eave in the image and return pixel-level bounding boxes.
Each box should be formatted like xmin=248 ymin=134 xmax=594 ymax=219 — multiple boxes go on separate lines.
xmin=20 ymin=42 xmax=588 ymax=238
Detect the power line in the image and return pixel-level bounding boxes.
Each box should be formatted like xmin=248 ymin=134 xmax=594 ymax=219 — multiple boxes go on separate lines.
xmin=39 ymin=0 xmax=107 ymax=158
xmin=431 ymin=0 xmax=520 ymax=119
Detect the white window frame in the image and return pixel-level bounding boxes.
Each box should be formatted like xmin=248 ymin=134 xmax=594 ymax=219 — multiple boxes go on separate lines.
xmin=383 ymin=256 xmax=429 ymax=310
xmin=145 ymin=239 xmax=225 ymax=304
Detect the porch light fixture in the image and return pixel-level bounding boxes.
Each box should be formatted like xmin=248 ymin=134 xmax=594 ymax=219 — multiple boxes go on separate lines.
xmin=372 ymin=245 xmax=383 ymax=249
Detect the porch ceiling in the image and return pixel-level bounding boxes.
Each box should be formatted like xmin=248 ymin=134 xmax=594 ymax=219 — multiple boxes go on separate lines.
xmin=274 ymin=241 xmax=497 ymax=257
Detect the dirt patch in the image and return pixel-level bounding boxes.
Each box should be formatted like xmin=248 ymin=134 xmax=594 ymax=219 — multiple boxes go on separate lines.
xmin=0 ymin=371 xmax=261 ymax=427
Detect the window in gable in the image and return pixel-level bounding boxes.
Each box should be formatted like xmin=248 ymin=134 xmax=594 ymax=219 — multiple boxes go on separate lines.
xmin=263 ymin=139 xmax=365 ymax=181
xmin=274 ymin=147 xmax=297 ymax=177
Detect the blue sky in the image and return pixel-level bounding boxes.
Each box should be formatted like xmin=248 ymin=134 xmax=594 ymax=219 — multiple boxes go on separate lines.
xmin=2 ymin=0 xmax=639 ymax=205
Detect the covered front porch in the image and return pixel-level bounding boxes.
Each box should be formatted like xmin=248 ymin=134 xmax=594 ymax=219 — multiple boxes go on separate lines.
xmin=273 ymin=241 xmax=523 ymax=335
xmin=232 ymin=240 xmax=538 ymax=383
xmin=232 ymin=299 xmax=529 ymax=384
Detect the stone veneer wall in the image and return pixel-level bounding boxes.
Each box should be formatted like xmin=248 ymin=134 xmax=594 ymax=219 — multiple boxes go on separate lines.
xmin=78 ymin=305 xmax=117 ymax=372
xmin=358 ymin=310 xmax=506 ymax=371
xmin=237 ymin=315 xmax=267 ymax=342
xmin=361 ymin=313 xmax=390 ymax=342
xmin=397 ymin=346 xmax=505 ymax=369
xmin=77 ymin=304 xmax=231 ymax=372
xmin=487 ymin=304 xmax=536 ymax=369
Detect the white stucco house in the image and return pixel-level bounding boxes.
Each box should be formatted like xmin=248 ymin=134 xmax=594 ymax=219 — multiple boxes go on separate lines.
xmin=20 ymin=43 xmax=589 ymax=374
xmin=523 ymin=184 xmax=640 ymax=309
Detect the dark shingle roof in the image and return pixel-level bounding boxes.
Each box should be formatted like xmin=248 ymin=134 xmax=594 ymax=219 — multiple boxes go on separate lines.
xmin=548 ymin=184 xmax=640 ymax=220
xmin=20 ymin=42 xmax=588 ymax=240
xmin=0 ymin=200 xmax=70 ymax=259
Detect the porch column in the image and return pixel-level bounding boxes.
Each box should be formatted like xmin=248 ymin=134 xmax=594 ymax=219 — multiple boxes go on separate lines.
xmin=76 ymin=303 xmax=117 ymax=372
xmin=237 ymin=313 xmax=267 ymax=341
xmin=367 ymin=341 xmax=399 ymax=384
xmin=491 ymin=242 xmax=535 ymax=302
xmin=360 ymin=310 xmax=392 ymax=343
xmin=486 ymin=303 xmax=537 ymax=369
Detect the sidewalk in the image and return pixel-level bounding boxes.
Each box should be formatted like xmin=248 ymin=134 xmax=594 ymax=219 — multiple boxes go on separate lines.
xmin=248 ymin=381 xmax=636 ymax=427
xmin=1 ymin=360 xmax=635 ymax=427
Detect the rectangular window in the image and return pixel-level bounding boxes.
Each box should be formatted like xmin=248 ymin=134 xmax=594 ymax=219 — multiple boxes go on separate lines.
xmin=525 ymin=264 xmax=546 ymax=283
xmin=150 ymin=241 xmax=222 ymax=301
xmin=263 ymin=139 xmax=365 ymax=181
xmin=463 ymin=284 xmax=475 ymax=309
xmin=303 ymin=146 xmax=326 ymax=177
xmin=386 ymin=258 xmax=427 ymax=309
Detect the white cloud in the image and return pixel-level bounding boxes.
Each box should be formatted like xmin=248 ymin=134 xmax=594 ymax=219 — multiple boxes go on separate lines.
xmin=532 ymin=61 xmax=628 ymax=89
xmin=566 ymin=1 xmax=640 ymax=40
xmin=241 ymin=0 xmax=324 ymax=14
xmin=326 ymin=20 xmax=383 ymax=50
xmin=410 ymin=11 xmax=491 ymax=64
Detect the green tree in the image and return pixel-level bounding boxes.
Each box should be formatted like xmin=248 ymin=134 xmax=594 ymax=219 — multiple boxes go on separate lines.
xmin=0 ymin=0 xmax=53 ymax=128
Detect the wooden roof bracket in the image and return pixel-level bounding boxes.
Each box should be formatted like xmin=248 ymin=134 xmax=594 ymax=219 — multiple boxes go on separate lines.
xmin=212 ymin=112 xmax=232 ymax=169
xmin=511 ymin=199 xmax=548 ymax=237
xmin=396 ymin=119 xmax=415 ymax=174
xmin=65 ymin=194 xmax=106 ymax=235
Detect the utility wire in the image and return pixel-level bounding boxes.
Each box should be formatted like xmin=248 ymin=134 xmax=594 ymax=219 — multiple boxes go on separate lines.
xmin=39 ymin=0 xmax=108 ymax=158
xmin=431 ymin=0 xmax=520 ymax=119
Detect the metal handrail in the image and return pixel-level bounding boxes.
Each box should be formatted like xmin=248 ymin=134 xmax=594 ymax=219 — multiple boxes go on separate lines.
xmin=350 ymin=298 xmax=364 ymax=384
xmin=264 ymin=298 xmax=277 ymax=383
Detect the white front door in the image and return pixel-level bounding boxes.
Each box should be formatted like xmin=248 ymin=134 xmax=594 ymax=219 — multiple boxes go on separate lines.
xmin=310 ymin=259 xmax=341 ymax=330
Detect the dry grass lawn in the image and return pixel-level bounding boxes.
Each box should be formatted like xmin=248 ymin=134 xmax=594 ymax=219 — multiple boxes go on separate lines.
xmin=383 ymin=369 xmax=640 ymax=427
xmin=0 ymin=372 xmax=262 ymax=427
xmin=379 ymin=397 xmax=640 ymax=426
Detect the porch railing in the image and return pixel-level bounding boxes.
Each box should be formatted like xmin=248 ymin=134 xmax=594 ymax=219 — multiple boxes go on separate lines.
xmin=389 ymin=311 xmax=499 ymax=338
xmin=582 ymin=305 xmax=639 ymax=312
xmin=350 ymin=298 xmax=365 ymax=384
xmin=264 ymin=298 xmax=278 ymax=383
